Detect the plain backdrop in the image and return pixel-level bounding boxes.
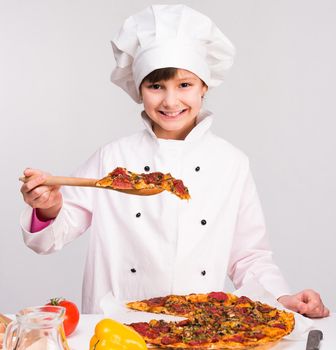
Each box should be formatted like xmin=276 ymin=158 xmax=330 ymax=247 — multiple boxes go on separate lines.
xmin=0 ymin=0 xmax=335 ymax=313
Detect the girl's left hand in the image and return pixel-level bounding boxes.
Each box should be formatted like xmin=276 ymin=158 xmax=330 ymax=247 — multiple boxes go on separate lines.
xmin=278 ymin=289 xmax=330 ymax=318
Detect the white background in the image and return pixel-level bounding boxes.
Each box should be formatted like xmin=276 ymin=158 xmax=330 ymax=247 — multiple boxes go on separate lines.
xmin=0 ymin=0 xmax=335 ymax=313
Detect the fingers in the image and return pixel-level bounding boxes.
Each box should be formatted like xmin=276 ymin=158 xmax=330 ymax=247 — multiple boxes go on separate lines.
xmin=25 ymin=187 xmax=62 ymax=209
xmin=304 ymin=302 xmax=330 ymax=318
xmin=296 ymin=289 xmax=329 ymax=318
xmin=323 ymin=306 xmax=330 ymax=317
xmin=20 ymin=168 xmax=49 ymax=192
xmin=295 ymin=301 xmax=309 ymax=315
xmin=20 ymin=168 xmax=61 ymax=210
xmin=27 ymin=187 xmax=52 ymax=207
xmin=23 ymin=167 xmax=44 ymax=177
xmin=21 ymin=174 xmax=47 ymax=194
xmin=278 ymin=290 xmax=329 ymax=318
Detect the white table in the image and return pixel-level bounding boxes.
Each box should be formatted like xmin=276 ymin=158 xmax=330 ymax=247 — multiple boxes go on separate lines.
xmin=67 ymin=314 xmax=336 ymax=350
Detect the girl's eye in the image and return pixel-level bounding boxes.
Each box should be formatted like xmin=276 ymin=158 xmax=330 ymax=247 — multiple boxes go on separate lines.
xmin=180 ymin=82 xmax=191 ymax=88
xmin=149 ymin=83 xmax=162 ymax=90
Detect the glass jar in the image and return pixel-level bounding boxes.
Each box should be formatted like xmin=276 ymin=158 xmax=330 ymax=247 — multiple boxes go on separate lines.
xmin=3 ymin=305 xmax=70 ymax=350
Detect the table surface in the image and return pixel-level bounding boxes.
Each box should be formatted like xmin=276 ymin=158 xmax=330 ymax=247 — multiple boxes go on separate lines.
xmin=64 ymin=313 xmax=336 ymax=350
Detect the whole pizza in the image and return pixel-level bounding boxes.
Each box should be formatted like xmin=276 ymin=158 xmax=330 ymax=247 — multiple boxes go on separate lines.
xmin=126 ymin=292 xmax=295 ymax=349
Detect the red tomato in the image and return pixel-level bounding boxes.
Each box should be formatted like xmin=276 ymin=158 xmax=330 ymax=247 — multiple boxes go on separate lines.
xmin=46 ymin=298 xmax=80 ymax=336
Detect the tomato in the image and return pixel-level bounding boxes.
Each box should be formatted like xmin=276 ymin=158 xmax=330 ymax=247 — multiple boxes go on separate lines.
xmin=46 ymin=298 xmax=80 ymax=336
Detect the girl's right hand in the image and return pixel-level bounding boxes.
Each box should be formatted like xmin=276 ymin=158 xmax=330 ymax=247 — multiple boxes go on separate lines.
xmin=20 ymin=168 xmax=63 ymax=220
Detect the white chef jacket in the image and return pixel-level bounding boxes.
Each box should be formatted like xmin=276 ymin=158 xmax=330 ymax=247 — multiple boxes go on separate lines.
xmin=21 ymin=110 xmax=290 ymax=313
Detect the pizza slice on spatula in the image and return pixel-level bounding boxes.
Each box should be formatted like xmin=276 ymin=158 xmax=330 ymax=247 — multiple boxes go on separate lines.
xmin=96 ymin=167 xmax=190 ymax=200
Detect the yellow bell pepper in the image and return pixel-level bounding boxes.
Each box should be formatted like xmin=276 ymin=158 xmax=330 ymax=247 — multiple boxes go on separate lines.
xmin=90 ymin=318 xmax=148 ymax=350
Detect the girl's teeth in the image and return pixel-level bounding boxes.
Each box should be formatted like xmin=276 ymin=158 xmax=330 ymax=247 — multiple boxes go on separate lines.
xmin=162 ymin=110 xmax=183 ymax=117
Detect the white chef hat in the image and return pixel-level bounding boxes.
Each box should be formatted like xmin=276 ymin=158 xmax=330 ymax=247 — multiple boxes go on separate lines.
xmin=110 ymin=4 xmax=235 ymax=103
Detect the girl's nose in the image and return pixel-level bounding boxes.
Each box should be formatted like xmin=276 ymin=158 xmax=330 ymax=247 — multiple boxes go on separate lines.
xmin=162 ymin=90 xmax=180 ymax=108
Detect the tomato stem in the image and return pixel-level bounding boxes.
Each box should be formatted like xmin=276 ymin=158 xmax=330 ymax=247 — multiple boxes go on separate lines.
xmin=49 ymin=297 xmax=64 ymax=305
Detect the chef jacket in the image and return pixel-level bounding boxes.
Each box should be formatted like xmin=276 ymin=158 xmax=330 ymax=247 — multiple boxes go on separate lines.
xmin=21 ymin=110 xmax=290 ymax=313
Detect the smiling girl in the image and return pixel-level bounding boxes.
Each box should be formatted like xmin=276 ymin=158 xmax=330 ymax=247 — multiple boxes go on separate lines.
xmin=20 ymin=4 xmax=328 ymax=317
xmin=141 ymin=68 xmax=207 ymax=140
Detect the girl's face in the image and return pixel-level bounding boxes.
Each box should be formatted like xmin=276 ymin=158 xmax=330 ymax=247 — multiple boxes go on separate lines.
xmin=140 ymin=69 xmax=207 ymax=140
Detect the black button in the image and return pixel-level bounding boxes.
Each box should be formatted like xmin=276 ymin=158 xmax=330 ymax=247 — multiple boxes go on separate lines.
xmin=201 ymin=219 xmax=207 ymax=225
xmin=195 ymin=166 xmax=200 ymax=172
xmin=136 ymin=212 xmax=141 ymax=218
xmin=144 ymin=166 xmax=150 ymax=172
xmin=201 ymin=270 xmax=206 ymax=276
xmin=131 ymin=268 xmax=136 ymax=273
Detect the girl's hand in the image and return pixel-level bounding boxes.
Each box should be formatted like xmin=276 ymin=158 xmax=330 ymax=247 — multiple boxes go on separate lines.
xmin=278 ymin=289 xmax=329 ymax=318
xmin=20 ymin=168 xmax=63 ymax=220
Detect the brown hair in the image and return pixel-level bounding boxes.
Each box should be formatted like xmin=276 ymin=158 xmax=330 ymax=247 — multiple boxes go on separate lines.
xmin=141 ymin=67 xmax=178 ymax=85
xmin=140 ymin=67 xmax=207 ymax=88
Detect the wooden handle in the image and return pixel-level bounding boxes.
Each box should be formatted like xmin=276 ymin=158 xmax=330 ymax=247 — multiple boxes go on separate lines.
xmin=19 ymin=175 xmax=98 ymax=188
xmin=19 ymin=176 xmax=165 ymax=196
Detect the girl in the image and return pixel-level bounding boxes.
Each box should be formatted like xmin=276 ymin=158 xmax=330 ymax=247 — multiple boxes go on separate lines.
xmin=20 ymin=4 xmax=328 ymax=317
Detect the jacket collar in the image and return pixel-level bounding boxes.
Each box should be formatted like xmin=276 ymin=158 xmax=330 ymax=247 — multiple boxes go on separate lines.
xmin=141 ymin=109 xmax=213 ymax=148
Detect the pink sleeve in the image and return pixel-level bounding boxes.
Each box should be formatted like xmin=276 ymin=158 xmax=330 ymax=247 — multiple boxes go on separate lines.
xmin=30 ymin=208 xmax=53 ymax=233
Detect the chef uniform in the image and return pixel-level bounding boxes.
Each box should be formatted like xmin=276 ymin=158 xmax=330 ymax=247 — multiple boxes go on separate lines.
xmin=20 ymin=4 xmax=290 ymax=313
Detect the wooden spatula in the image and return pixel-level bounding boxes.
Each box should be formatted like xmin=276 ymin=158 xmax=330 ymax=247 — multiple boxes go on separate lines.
xmin=19 ymin=175 xmax=164 ymax=196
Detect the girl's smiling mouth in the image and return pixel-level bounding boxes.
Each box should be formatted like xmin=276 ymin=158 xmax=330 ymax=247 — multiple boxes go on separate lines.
xmin=159 ymin=109 xmax=187 ymax=117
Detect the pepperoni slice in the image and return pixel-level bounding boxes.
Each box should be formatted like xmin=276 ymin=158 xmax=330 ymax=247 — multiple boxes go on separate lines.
xmin=208 ymin=292 xmax=228 ymax=302
xmin=187 ymin=339 xmax=208 ymax=346
xmin=236 ymin=296 xmax=253 ymax=304
xmin=129 ymin=322 xmax=149 ymax=335
xmin=227 ymin=335 xmax=245 ymax=343
xmin=112 ymin=177 xmax=133 ymax=189
xmin=172 ymin=179 xmax=188 ymax=195
xmin=211 ymin=335 xmax=220 ymax=343
xmin=144 ymin=330 xmax=161 ymax=339
xmin=237 ymin=307 xmax=250 ymax=315
xmin=143 ymin=172 xmax=164 ymax=185
xmin=257 ymin=304 xmax=274 ymax=312
xmin=153 ymin=320 xmax=171 ymax=333
xmin=242 ymin=315 xmax=258 ymax=327
xmin=273 ymin=323 xmax=286 ymax=330
xmin=177 ymin=319 xmax=190 ymax=326
xmin=161 ymin=336 xmax=181 ymax=345
xmin=167 ymin=303 xmax=190 ymax=314
xmin=109 ymin=167 xmax=129 ymax=177
xmin=146 ymin=296 xmax=168 ymax=307
xmin=204 ymin=305 xmax=220 ymax=314
xmin=253 ymin=333 xmax=266 ymax=340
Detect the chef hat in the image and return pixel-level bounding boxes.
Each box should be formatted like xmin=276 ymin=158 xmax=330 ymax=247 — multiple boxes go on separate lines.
xmin=110 ymin=4 xmax=235 ymax=103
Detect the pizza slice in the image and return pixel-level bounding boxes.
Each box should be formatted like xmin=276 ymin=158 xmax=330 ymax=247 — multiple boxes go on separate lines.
xmin=96 ymin=167 xmax=190 ymax=200
xmin=127 ymin=295 xmax=195 ymax=318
